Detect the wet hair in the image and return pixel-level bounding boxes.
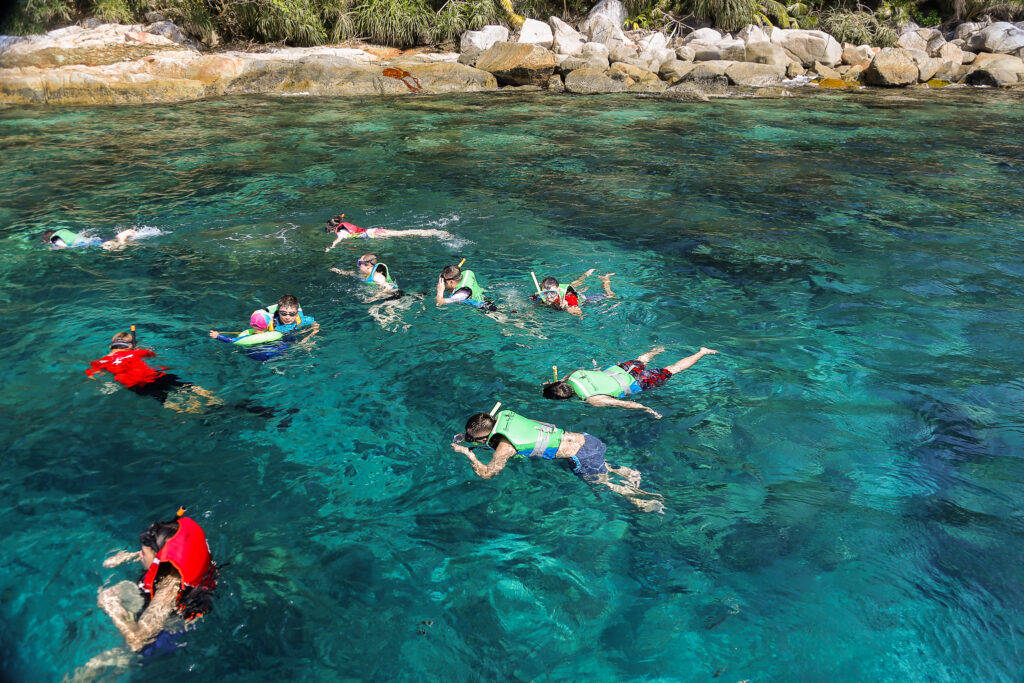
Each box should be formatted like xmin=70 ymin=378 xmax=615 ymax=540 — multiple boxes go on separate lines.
xmin=278 ymin=294 xmax=300 ymax=309
xmin=109 ymin=331 xmax=136 ymax=349
xmin=41 ymin=230 xmax=57 ymax=243
xmin=325 ymin=214 xmax=344 ymax=232
xmin=441 ymin=265 xmax=461 ymax=281
xmin=542 ymin=381 xmax=575 ymax=400
xmin=541 ymin=277 xmax=559 ymax=289
xmin=139 ymin=519 xmax=179 ymax=552
xmin=464 ymin=412 xmax=496 ymax=439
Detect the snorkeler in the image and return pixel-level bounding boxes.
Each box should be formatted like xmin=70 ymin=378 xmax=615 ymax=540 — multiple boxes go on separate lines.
xmin=532 ymin=269 xmax=615 ymax=317
xmin=85 ymin=328 xmax=223 ymax=413
xmin=209 ymin=309 xmax=292 ymax=361
xmin=324 ymin=213 xmax=453 ymax=252
xmin=542 ymin=346 xmax=718 ymax=419
xmin=261 ymin=294 xmax=320 ymax=336
xmin=435 ymin=261 xmax=497 ymax=312
xmin=330 ymin=253 xmax=401 ymax=297
xmin=41 ymin=228 xmax=138 ymax=250
xmin=451 ymin=405 xmax=664 ymax=512
xmin=97 ymin=508 xmax=218 ymax=653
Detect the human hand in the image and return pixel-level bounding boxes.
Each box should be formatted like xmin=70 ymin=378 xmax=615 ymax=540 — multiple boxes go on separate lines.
xmin=329 ymin=267 xmax=344 ymax=274
xmin=647 ymin=407 xmax=663 ymax=419
xmin=599 ymin=272 xmax=615 ymax=282
xmin=208 ymin=330 xmax=218 ymax=338
xmin=582 ymin=268 xmax=595 ymax=278
xmin=325 ymin=246 xmax=332 ymax=252
xmin=310 ymin=323 xmax=320 ymax=332
xmin=97 ymin=585 xmax=120 ymax=610
xmin=102 ymin=550 xmax=136 ymax=568
xmin=451 ymin=443 xmax=472 ymax=457
xmin=700 ymin=347 xmax=718 ymax=356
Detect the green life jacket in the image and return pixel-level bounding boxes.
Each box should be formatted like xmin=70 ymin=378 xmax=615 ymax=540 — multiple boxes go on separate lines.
xmin=264 ymin=303 xmax=304 ymax=331
xmin=366 ymin=263 xmax=397 ymax=289
xmin=567 ymin=366 xmax=635 ymax=399
xmin=449 ymin=269 xmax=484 ymax=304
xmin=488 ymin=410 xmax=564 ymax=459
xmin=540 ymin=285 xmax=585 ymax=307
xmin=52 ymin=228 xmax=82 ymax=245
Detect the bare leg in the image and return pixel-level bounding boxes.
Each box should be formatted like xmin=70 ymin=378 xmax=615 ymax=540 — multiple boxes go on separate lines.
xmin=589 ymin=467 xmax=665 ymax=513
xmin=598 ymin=272 xmax=615 ymax=298
xmin=373 ymin=229 xmax=453 ymax=239
xmin=665 ymin=347 xmax=718 ymax=375
xmin=637 ymin=346 xmax=666 ymax=364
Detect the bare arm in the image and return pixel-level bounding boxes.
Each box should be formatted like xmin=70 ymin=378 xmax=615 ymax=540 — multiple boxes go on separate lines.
xmin=586 ymin=394 xmax=662 ymax=419
xmin=435 ymin=277 xmax=448 ymax=306
xmin=329 ymin=267 xmax=356 ymax=276
xmin=296 ymin=322 xmax=320 ymax=345
xmin=98 ymin=574 xmax=179 ymax=652
xmin=568 ymin=268 xmax=595 ymax=289
xmin=325 ymin=233 xmax=347 ymax=252
xmin=451 ymin=440 xmax=516 ymax=479
xmin=102 ymin=550 xmax=137 ymax=568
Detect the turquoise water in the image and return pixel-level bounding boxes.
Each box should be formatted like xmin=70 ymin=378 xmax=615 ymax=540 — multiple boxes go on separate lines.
xmin=2 ymin=88 xmax=1024 ymax=681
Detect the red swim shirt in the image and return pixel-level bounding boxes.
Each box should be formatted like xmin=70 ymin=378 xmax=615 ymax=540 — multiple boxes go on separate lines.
xmin=85 ymin=349 xmax=167 ymax=388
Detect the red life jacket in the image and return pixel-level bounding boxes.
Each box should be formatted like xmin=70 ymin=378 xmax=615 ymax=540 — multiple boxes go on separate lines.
xmin=340 ymin=222 xmax=367 ymax=235
xmin=139 ymin=516 xmax=214 ymax=616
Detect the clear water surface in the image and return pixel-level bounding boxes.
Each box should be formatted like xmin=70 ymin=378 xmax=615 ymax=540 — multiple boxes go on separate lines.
xmin=1 ymin=88 xmax=1023 ymax=682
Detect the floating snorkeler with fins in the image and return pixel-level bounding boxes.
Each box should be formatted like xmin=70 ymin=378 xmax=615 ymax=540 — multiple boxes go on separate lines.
xmin=74 ymin=508 xmax=219 ymax=677
xmin=451 ymin=402 xmax=664 ymax=513
xmin=542 ymin=346 xmax=718 ymax=419
xmin=324 ymin=213 xmax=453 ymax=252
xmin=531 ymin=268 xmax=615 ymax=317
xmin=41 ymin=227 xmax=140 ymax=250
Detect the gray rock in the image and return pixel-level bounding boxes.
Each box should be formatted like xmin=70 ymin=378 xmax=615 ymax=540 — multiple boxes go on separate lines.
xmin=813 ymin=61 xmax=842 ymax=79
xmin=726 ymin=62 xmax=786 ymax=86
xmin=968 ymin=22 xmax=1024 ymax=54
xmin=932 ymin=61 xmax=960 ymax=82
xmin=675 ymin=45 xmax=695 ymax=62
xmin=563 ymin=67 xmax=627 ymax=93
xmin=896 ymin=30 xmax=928 ymax=52
xmin=458 ymin=46 xmax=483 ymax=66
xmin=547 ymin=73 xmax=565 ymax=91
xmin=579 ymin=0 xmax=626 ymax=36
xmin=146 ymin=21 xmax=202 ymax=50
xmin=518 ymin=18 xmax=553 ymax=49
xmin=144 ymin=12 xmax=168 ymax=23
xmin=580 ymin=41 xmax=610 ymax=60
xmin=863 ymin=47 xmax=919 ymax=85
xmin=661 ymin=82 xmax=710 ymax=101
xmin=680 ymin=59 xmax=732 ymax=83
xmin=550 ymin=17 xmax=585 ymax=56
xmin=587 ymin=16 xmax=635 ymax=55
xmin=461 ymin=25 xmax=510 ymax=53
xmin=842 ymin=43 xmax=875 ymax=65
xmin=627 ymin=79 xmax=667 ymax=92
xmin=953 ymin=21 xmax=987 ymax=42
xmin=962 ymin=50 xmax=977 ymax=64
xmin=935 ymin=42 xmax=963 ymax=63
xmin=475 ymin=41 xmax=556 ymax=86
xmin=768 ymin=28 xmax=842 ymax=66
xmin=637 ymin=31 xmax=668 ymax=52
xmin=737 ymin=25 xmax=769 ymax=45
xmin=745 ymin=41 xmax=790 ymax=66
xmin=659 ymin=59 xmax=695 ymax=83
xmin=682 ymin=28 xmax=723 ymax=45
xmin=966 ymin=67 xmax=1021 ymax=86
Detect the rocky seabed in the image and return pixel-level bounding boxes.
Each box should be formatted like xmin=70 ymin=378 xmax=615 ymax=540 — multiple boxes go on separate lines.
xmin=3 ymin=0 xmax=1024 ymax=105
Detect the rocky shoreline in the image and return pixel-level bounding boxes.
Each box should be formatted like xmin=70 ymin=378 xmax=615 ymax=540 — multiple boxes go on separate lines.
xmin=2 ymin=0 xmax=1023 ymax=105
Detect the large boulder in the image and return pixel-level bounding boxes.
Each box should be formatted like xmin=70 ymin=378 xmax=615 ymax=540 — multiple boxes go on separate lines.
xmin=475 ymin=42 xmax=556 ymax=86
xmin=461 ymin=25 xmax=509 ymax=53
xmin=692 ymin=37 xmax=745 ymax=61
xmin=737 ymin=25 xmax=770 ymax=45
xmin=769 ymin=28 xmax=842 ymax=66
xmin=745 ymin=41 xmax=790 ymax=66
xmin=661 ymin=82 xmax=709 ymax=101
xmin=563 ymin=66 xmax=626 ymax=93
xmin=682 ymin=28 xmax=723 ymax=45
xmin=725 ymin=62 xmax=786 ymax=86
xmin=967 ymin=22 xmax=1024 ymax=54
xmin=679 ymin=59 xmax=732 ymax=83
xmin=558 ymin=53 xmax=608 ymax=73
xmin=659 ymin=58 xmax=695 ymax=83
xmin=842 ymin=43 xmax=875 ymax=66
xmin=953 ymin=21 xmax=987 ymax=42
xmin=0 ymin=23 xmax=195 ymax=69
xmin=587 ymin=16 xmax=636 ymax=55
xmin=863 ymin=47 xmax=919 ymax=85
xmin=675 ymin=45 xmax=695 ymax=62
xmin=896 ymin=30 xmax=928 ymax=52
xmin=965 ymin=57 xmax=1023 ymax=86
xmin=935 ymin=42 xmax=963 ymax=63
xmin=579 ymin=0 xmax=626 ymax=35
xmin=550 ymin=17 xmax=585 ymax=56
xmin=609 ymin=61 xmax=660 ymax=82
xmin=518 ymin=18 xmax=554 ymax=49
xmin=906 ymin=50 xmax=943 ymax=81
xmin=581 ymin=41 xmax=610 ymax=60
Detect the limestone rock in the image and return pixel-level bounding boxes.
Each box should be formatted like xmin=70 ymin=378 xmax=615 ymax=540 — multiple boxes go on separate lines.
xmin=475 ymin=41 xmax=556 ymax=86
xmin=659 ymin=59 xmax=695 ymax=83
xmin=842 ymin=43 xmax=874 ymax=66
xmin=725 ymin=62 xmax=786 ymax=86
xmin=518 ymin=18 xmax=554 ymax=49
xmin=745 ymin=41 xmax=789 ymax=66
xmin=675 ymin=45 xmax=695 ymax=62
xmin=461 ymin=25 xmax=510 ymax=53
xmin=682 ymin=28 xmax=723 ymax=45
xmin=967 ymin=22 xmax=1024 ymax=54
xmin=769 ymin=28 xmax=842 ymax=67
xmin=550 ymin=17 xmax=585 ymax=56
xmin=579 ymin=0 xmax=627 ymax=36
xmin=563 ymin=67 xmax=626 ymax=93
xmin=863 ymin=47 xmax=919 ymax=85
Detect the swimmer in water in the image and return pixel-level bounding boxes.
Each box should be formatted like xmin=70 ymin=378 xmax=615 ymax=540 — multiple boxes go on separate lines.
xmin=330 ymin=253 xmax=402 ymax=299
xmin=85 ymin=330 xmax=223 ymax=413
xmin=324 ymin=213 xmax=453 ymax=252
xmin=451 ymin=407 xmax=664 ymax=512
xmin=73 ymin=509 xmax=218 ymax=677
xmin=542 ymin=346 xmax=718 ymax=419
xmin=532 ymin=269 xmax=615 ymax=317
xmin=435 ymin=263 xmax=498 ymax=312
xmin=41 ymin=228 xmax=139 ymax=250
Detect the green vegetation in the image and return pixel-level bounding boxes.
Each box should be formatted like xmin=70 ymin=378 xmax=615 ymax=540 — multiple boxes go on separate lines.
xmin=2 ymin=0 xmax=1023 ymax=47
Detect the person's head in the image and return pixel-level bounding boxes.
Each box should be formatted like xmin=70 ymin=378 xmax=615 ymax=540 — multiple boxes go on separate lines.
xmin=109 ymin=331 xmax=135 ymax=350
xmin=276 ymin=295 xmax=300 ymax=322
xmin=463 ymin=412 xmax=496 ymax=443
xmin=41 ymin=230 xmax=58 ymax=244
xmin=250 ymin=309 xmax=271 ymax=330
xmin=542 ymin=381 xmax=575 ymax=400
xmin=441 ymin=265 xmax=461 ymax=290
xmin=539 ymin=277 xmax=561 ymax=303
xmin=325 ymin=214 xmax=345 ymax=233
xmin=357 ymin=253 xmax=379 ymax=277
xmin=139 ymin=518 xmax=180 ymax=567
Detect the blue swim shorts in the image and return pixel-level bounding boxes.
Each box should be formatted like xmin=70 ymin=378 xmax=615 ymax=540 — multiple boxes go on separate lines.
xmin=571 ymin=434 xmax=609 ymax=477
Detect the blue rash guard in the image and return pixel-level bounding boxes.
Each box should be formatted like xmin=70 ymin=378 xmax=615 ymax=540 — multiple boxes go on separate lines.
xmin=273 ymin=313 xmax=315 ymax=334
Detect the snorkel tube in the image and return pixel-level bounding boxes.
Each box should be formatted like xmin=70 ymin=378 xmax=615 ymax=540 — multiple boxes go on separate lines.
xmin=452 ymin=401 xmax=502 ymax=447
xmin=130 ymin=325 xmax=137 ymax=347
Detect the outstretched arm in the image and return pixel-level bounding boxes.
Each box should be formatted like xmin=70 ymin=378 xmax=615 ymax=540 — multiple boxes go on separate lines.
xmin=568 ymin=268 xmax=595 ymax=289
xmin=325 ymin=232 xmax=348 ymax=252
xmin=665 ymin=347 xmax=718 ymax=374
xmin=329 ymin=267 xmax=356 ymax=276
xmin=451 ymin=440 xmax=515 ymax=479
xmin=98 ymin=574 xmax=179 ymax=652
xmin=102 ymin=550 xmax=137 ymax=568
xmin=585 ymin=394 xmax=661 ymax=419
